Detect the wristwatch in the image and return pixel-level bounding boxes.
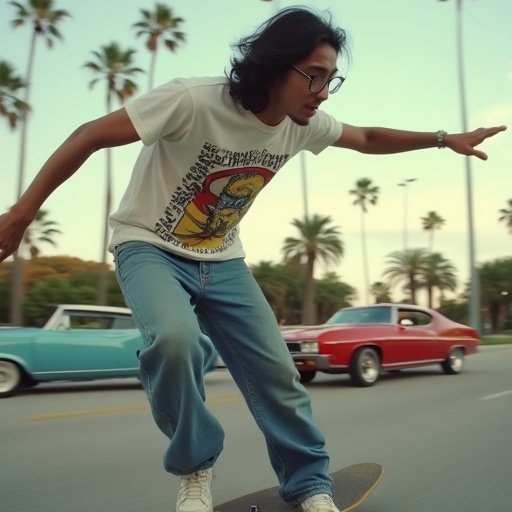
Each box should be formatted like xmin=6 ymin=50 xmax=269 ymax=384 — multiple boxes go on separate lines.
xmin=437 ymin=130 xmax=447 ymax=149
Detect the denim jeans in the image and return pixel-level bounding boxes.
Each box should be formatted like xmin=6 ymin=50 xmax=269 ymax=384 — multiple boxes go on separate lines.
xmin=114 ymin=241 xmax=332 ymax=506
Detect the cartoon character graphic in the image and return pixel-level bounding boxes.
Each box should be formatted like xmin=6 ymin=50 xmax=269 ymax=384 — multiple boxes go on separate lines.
xmin=172 ymin=168 xmax=274 ymax=250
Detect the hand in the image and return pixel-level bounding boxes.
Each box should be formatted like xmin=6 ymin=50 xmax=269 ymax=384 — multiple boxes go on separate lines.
xmin=0 ymin=210 xmax=32 ymax=263
xmin=445 ymin=125 xmax=507 ymax=160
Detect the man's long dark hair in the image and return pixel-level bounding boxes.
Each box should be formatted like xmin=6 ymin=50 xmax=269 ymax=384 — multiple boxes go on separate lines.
xmin=228 ymin=7 xmax=349 ymax=113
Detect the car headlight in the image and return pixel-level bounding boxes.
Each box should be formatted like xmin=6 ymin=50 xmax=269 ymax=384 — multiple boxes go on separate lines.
xmin=301 ymin=341 xmax=319 ymax=353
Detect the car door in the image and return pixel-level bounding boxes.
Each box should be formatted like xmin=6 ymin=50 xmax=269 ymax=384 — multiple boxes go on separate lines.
xmin=393 ymin=309 xmax=439 ymax=363
xmin=32 ymin=311 xmax=135 ymax=378
xmin=33 ymin=329 xmax=121 ymax=374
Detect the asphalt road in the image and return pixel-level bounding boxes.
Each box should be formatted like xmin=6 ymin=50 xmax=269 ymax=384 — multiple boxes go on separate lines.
xmin=1 ymin=346 xmax=511 ymax=512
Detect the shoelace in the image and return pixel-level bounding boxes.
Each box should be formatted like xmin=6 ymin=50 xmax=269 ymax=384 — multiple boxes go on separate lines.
xmin=180 ymin=471 xmax=210 ymax=500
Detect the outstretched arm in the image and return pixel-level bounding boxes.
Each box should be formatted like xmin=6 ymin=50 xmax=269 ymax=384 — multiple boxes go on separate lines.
xmin=0 ymin=107 xmax=140 ymax=262
xmin=333 ymin=123 xmax=507 ymax=160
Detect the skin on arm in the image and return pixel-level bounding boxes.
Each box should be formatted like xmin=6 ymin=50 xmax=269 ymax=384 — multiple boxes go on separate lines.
xmin=0 ymin=107 xmax=140 ymax=262
xmin=333 ymin=123 xmax=507 ymax=160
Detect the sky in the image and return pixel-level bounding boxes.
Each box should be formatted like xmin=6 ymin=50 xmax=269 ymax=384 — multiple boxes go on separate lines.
xmin=1 ymin=0 xmax=511 ymax=306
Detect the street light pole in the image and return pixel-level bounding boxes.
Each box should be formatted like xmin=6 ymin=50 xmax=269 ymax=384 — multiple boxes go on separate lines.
xmin=440 ymin=0 xmax=480 ymax=333
xmin=299 ymin=152 xmax=309 ymax=219
xmin=397 ymin=178 xmax=417 ymax=252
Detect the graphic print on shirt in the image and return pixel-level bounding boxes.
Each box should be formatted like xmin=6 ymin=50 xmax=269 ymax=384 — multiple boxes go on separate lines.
xmin=154 ymin=142 xmax=290 ymax=253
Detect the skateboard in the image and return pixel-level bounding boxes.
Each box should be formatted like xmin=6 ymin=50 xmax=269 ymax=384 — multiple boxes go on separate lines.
xmin=214 ymin=462 xmax=383 ymax=511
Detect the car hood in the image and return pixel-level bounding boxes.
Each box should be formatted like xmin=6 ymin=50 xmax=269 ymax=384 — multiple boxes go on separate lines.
xmin=282 ymin=323 xmax=366 ymax=340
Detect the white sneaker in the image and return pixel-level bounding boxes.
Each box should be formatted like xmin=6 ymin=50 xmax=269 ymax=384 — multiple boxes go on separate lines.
xmin=300 ymin=493 xmax=340 ymax=512
xmin=176 ymin=468 xmax=213 ymax=512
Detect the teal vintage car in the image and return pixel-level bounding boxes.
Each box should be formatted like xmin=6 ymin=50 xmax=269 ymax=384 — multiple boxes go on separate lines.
xmin=0 ymin=304 xmax=142 ymax=398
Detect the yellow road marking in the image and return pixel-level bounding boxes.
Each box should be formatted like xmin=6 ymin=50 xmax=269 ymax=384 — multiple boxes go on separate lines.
xmin=29 ymin=394 xmax=242 ymax=421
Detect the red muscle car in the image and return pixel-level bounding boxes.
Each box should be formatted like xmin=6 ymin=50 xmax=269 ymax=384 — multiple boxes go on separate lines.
xmin=282 ymin=303 xmax=479 ymax=387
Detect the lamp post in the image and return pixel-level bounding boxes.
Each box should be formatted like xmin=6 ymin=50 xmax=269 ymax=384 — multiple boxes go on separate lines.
xmin=439 ymin=0 xmax=480 ymax=334
xmin=397 ymin=178 xmax=417 ymax=252
xmin=260 ymin=0 xmax=309 ymax=219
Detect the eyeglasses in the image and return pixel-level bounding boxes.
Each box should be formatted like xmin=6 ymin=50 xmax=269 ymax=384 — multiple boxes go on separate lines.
xmin=291 ymin=65 xmax=345 ymax=94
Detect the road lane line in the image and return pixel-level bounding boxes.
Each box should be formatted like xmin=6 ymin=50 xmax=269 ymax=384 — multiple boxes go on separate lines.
xmin=30 ymin=404 xmax=149 ymax=420
xmin=479 ymin=389 xmax=512 ymax=401
xmin=29 ymin=393 xmax=243 ymax=421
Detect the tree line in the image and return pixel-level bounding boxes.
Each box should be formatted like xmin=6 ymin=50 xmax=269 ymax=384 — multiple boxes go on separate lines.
xmin=3 ymin=209 xmax=512 ymax=333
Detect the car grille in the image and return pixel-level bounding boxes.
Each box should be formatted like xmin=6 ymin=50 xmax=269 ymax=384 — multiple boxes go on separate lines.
xmin=286 ymin=342 xmax=302 ymax=353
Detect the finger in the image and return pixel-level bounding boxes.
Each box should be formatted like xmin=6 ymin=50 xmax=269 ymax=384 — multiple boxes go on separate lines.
xmin=471 ymin=148 xmax=488 ymax=161
xmin=471 ymin=127 xmax=505 ymax=146
xmin=484 ymin=125 xmax=507 ymax=138
xmin=0 ymin=243 xmax=14 ymax=263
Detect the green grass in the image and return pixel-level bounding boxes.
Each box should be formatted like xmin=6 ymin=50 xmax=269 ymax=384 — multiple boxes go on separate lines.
xmin=480 ymin=337 xmax=512 ymax=345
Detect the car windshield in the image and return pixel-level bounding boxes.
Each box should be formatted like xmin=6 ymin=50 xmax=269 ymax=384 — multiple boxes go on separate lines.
xmin=58 ymin=312 xmax=137 ymax=330
xmin=325 ymin=307 xmax=392 ymax=325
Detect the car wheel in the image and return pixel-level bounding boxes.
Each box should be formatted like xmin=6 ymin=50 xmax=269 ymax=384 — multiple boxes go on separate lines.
xmin=299 ymin=370 xmax=316 ymax=384
xmin=349 ymin=348 xmax=380 ymax=387
xmin=0 ymin=360 xmax=22 ymax=398
xmin=441 ymin=347 xmax=465 ymax=375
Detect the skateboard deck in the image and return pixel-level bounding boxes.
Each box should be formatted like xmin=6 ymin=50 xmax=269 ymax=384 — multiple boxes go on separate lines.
xmin=214 ymin=462 xmax=383 ymax=511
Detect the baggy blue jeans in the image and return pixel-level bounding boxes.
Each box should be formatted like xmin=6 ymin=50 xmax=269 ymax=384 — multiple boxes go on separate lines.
xmin=114 ymin=241 xmax=332 ymax=506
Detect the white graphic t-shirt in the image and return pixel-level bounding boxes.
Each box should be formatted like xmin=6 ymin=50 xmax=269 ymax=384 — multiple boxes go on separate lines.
xmin=109 ymin=76 xmax=343 ymax=261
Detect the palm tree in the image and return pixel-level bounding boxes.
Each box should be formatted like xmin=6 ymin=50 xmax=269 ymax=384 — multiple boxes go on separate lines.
xmin=282 ymin=214 xmax=344 ymax=324
xmin=349 ymin=178 xmax=379 ymax=305
xmin=420 ymin=210 xmax=446 ymax=251
xmin=0 ymin=60 xmax=30 ymax=129
xmin=250 ymin=261 xmax=294 ymax=321
xmin=383 ymin=248 xmax=429 ymax=305
xmin=479 ymin=258 xmax=512 ymax=333
xmin=83 ymin=42 xmax=143 ymax=305
xmin=498 ymin=199 xmax=512 ymax=234
xmin=8 ymin=0 xmax=70 ymax=326
xmin=316 ymin=273 xmax=357 ymax=322
xmin=132 ymin=3 xmax=186 ymax=91
xmin=418 ymin=252 xmax=457 ymax=308
xmin=9 ymin=0 xmax=70 ymax=198
xmin=370 ymin=281 xmax=392 ymax=304
xmin=22 ymin=209 xmax=62 ymax=258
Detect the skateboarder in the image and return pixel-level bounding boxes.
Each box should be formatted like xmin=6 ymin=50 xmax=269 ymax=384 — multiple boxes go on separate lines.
xmin=0 ymin=6 xmax=506 ymax=512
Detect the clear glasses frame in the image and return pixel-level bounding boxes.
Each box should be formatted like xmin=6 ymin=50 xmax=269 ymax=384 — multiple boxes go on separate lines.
xmin=291 ymin=65 xmax=345 ymax=94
